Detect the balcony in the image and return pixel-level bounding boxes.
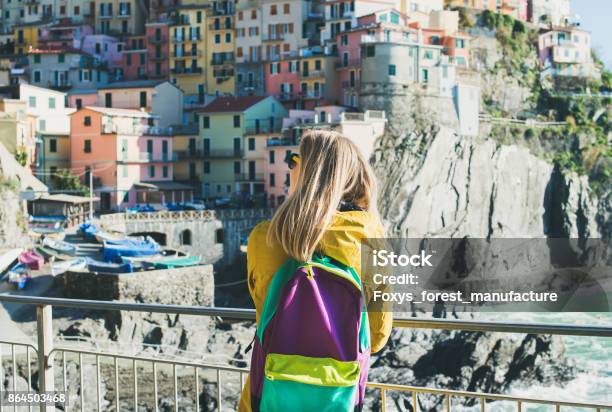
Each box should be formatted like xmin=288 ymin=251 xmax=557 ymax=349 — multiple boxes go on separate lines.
xmin=267 ymin=137 xmax=298 ymax=147
xmin=262 ymin=33 xmax=286 ymax=42
xmin=235 ymin=173 xmax=264 ymax=182
xmin=244 ymin=121 xmax=281 ymax=135
xmin=173 ymin=149 xmax=202 ymax=160
xmin=149 ymin=35 xmax=167 ymax=44
xmin=210 ymin=58 xmax=234 ymax=66
xmin=335 ymin=58 xmax=361 ymax=70
xmin=102 ymin=124 xmax=173 ymax=136
xmin=299 ymin=70 xmax=325 ymax=79
xmin=118 ymin=152 xmax=173 ymax=163
xmin=170 ymin=66 xmax=203 ymax=75
xmin=117 ymin=9 xmax=132 ymax=18
xmin=278 ymin=92 xmax=297 ymax=101
xmin=298 ymin=90 xmax=324 ymax=99
xmin=0 ymin=294 xmax=609 ymax=412
xmin=48 ymin=81 xmax=72 ymax=90
xmin=203 ymin=149 xmax=243 ymax=158
xmin=173 ymin=49 xmax=203 ymax=58
xmin=208 ymin=22 xmax=233 ymax=31
xmin=150 ymin=52 xmax=167 ymax=61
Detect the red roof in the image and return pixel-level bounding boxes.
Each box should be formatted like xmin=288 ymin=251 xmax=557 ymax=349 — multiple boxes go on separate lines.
xmin=201 ymin=96 xmax=267 ymax=113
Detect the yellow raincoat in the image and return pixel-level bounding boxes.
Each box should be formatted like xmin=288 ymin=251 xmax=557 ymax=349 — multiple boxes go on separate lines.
xmin=237 ymin=210 xmax=393 ymax=412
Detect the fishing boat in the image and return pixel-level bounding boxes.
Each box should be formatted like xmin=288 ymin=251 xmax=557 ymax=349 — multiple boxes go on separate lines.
xmin=144 ymin=256 xmax=201 ymax=269
xmin=29 ymin=221 xmax=66 ymax=240
xmin=0 ymin=248 xmax=23 ymax=276
xmin=86 ymin=257 xmax=133 ymax=274
xmin=35 ymin=245 xmax=73 ymax=262
xmin=79 ymin=222 xmax=99 ymax=240
xmin=102 ymin=238 xmax=161 ymax=261
xmin=94 ymin=231 xmax=145 ymax=244
xmin=7 ymin=264 xmax=31 ymax=289
xmin=120 ymin=250 xmax=187 ymax=269
xmin=51 ymin=258 xmax=87 ymax=276
xmin=42 ymin=237 xmax=77 ymax=256
xmin=19 ymin=250 xmax=44 ymax=270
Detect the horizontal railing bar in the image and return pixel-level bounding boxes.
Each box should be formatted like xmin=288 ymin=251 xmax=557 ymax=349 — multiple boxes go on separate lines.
xmin=1 ymin=294 xmax=611 ymax=337
xmin=0 ymin=340 xmax=38 ymax=352
xmin=50 ymin=346 xmax=250 ymax=374
xmin=366 ymin=382 xmax=612 ymax=409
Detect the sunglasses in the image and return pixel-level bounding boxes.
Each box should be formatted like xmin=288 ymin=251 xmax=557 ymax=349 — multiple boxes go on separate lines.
xmin=285 ymin=152 xmax=300 ymax=170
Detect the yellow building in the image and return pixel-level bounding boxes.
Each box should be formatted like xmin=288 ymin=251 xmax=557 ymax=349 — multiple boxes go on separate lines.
xmin=205 ymin=5 xmax=236 ymax=95
xmin=297 ymin=54 xmax=338 ymax=109
xmin=172 ymin=125 xmax=202 ymax=195
xmin=168 ymin=4 xmax=208 ymax=98
xmin=94 ymin=0 xmax=146 ymax=36
xmin=14 ymin=23 xmax=40 ymax=55
xmin=39 ymin=133 xmax=71 ymax=185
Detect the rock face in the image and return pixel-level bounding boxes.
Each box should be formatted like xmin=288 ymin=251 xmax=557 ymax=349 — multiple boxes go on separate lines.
xmin=371 ymin=120 xmax=605 ymax=241
xmin=0 ymin=187 xmax=30 ymax=250
xmin=367 ymin=328 xmax=575 ymax=411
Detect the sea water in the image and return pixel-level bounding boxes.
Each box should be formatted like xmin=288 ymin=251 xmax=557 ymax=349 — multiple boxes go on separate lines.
xmin=455 ymin=312 xmax=611 ymax=411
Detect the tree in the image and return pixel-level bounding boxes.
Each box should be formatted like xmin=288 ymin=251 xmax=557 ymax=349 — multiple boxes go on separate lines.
xmin=51 ymin=170 xmax=88 ymax=195
xmin=14 ymin=149 xmax=27 ymax=166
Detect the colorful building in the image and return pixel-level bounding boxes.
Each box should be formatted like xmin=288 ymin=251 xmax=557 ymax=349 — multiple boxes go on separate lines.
xmin=27 ymin=48 xmax=110 ymax=91
xmin=235 ymin=0 xmax=264 ymax=96
xmin=538 ymin=25 xmax=601 ymax=80
xmin=0 ymin=99 xmax=37 ymax=168
xmin=172 ymin=124 xmax=202 ymax=195
xmin=121 ymin=34 xmax=147 ymax=80
xmin=145 ymin=21 xmax=171 ymax=80
xmin=69 ymin=106 xmax=177 ymax=210
xmin=206 ymin=4 xmax=236 ymax=95
xmin=38 ymin=21 xmax=94 ymax=50
xmin=529 ymin=0 xmax=570 ymax=25
xmin=168 ymin=4 xmax=208 ymax=97
xmin=94 ymin=0 xmax=147 ymax=36
xmin=14 ymin=22 xmax=42 ymax=55
xmin=80 ymin=34 xmax=124 ymax=78
xmin=199 ymin=95 xmax=287 ymax=198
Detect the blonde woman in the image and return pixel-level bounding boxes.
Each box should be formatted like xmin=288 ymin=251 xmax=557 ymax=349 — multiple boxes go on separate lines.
xmin=238 ymin=130 xmax=392 ymax=412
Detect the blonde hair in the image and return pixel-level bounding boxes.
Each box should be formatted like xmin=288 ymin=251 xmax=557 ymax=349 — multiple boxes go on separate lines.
xmin=268 ymin=130 xmax=378 ymax=262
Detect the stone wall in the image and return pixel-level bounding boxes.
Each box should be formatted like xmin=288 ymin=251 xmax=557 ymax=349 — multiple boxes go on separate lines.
xmin=0 ymin=187 xmax=30 ymax=250
xmin=61 ymin=265 xmax=216 ymax=354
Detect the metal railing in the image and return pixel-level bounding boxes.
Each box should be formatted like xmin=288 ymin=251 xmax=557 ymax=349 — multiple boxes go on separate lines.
xmin=0 ymin=294 xmax=610 ymax=412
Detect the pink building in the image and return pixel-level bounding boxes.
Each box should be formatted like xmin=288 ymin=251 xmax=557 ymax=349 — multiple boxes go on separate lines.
xmin=121 ymin=35 xmax=148 ymax=81
xmin=80 ymin=34 xmax=124 ymax=74
xmin=538 ymin=25 xmax=600 ymax=79
xmin=69 ymin=106 xmax=182 ymax=211
xmin=67 ymin=90 xmax=98 ymax=109
xmin=265 ymin=59 xmax=300 ymax=108
xmin=145 ymin=22 xmax=170 ymax=80
xmin=38 ymin=21 xmax=94 ymax=50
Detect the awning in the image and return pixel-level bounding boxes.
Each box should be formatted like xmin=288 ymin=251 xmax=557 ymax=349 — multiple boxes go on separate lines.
xmin=37 ymin=194 xmax=99 ymax=204
xmin=133 ymin=181 xmax=195 ymax=191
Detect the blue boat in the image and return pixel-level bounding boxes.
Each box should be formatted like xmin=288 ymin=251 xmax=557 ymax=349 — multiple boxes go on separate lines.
xmin=79 ymin=222 xmax=99 ymax=240
xmin=7 ymin=264 xmax=31 ymax=289
xmin=102 ymin=238 xmax=161 ymax=261
xmin=86 ymin=257 xmax=133 ymax=274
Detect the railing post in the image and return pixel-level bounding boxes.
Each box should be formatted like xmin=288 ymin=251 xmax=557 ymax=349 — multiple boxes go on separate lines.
xmin=36 ymin=304 xmax=54 ymax=412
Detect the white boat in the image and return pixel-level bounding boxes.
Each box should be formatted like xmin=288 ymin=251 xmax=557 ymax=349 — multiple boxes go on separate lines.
xmin=51 ymin=258 xmax=87 ymax=276
xmin=0 ymin=248 xmax=23 ymax=275
xmin=42 ymin=237 xmax=77 ymax=256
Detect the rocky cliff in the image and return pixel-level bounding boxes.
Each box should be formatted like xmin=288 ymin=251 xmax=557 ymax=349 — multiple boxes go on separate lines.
xmin=0 ymin=183 xmax=30 ymax=250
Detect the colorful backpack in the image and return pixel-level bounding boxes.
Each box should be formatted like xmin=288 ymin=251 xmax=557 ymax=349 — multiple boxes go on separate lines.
xmin=249 ymin=254 xmax=371 ymax=412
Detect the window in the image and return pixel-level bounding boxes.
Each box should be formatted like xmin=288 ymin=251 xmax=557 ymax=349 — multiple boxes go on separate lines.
xmin=202 ymin=116 xmax=210 ymax=128
xmin=421 ymin=68 xmax=429 ymax=82
xmin=34 ymin=54 xmax=41 ymax=63
xmin=251 ymin=9 xmax=257 ymax=19
xmin=58 ymin=54 xmax=65 ymax=63
xmin=139 ymin=91 xmax=147 ymax=108
xmin=366 ymin=45 xmax=375 ymax=57
xmin=76 ymin=99 xmax=82 ymax=109
xmin=33 ymin=71 xmax=41 ymax=82
xmin=39 ymin=119 xmax=46 ymax=131
xmin=388 ymin=64 xmax=396 ymax=76
xmin=233 ymin=115 xmax=241 ymax=127
xmin=49 ymin=139 xmax=57 ymax=153
xmin=455 ymin=38 xmax=465 ymax=48
xmin=270 ymin=173 xmax=276 ymax=187
xmin=248 ymin=137 xmax=255 ymax=150
xmin=162 ymin=165 xmax=168 ymax=178
xmin=28 ymin=96 xmax=36 ymax=108
xmin=424 ymin=50 xmax=434 ymax=60
xmin=270 ymin=4 xmax=277 ymax=15
xmin=197 ymin=11 xmax=202 ymax=23
xmin=149 ymin=165 xmax=155 ymax=177
xmin=84 ymin=116 xmax=91 ymax=126
xmin=269 ymin=150 xmax=275 ymax=164
xmin=84 ymin=139 xmax=91 ymax=153
xmin=203 ymin=161 xmax=210 ymax=174
xmin=234 ymin=161 xmax=241 ymax=174
xmin=123 ymin=165 xmax=128 ymax=178
xmin=215 ymin=34 xmax=221 ymax=44
xmin=283 ymin=3 xmax=290 ymax=13
xmin=225 ymin=33 xmax=231 ymax=43
xmin=180 ymin=229 xmax=192 ymax=245
xmin=105 ymin=93 xmax=112 ymax=108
